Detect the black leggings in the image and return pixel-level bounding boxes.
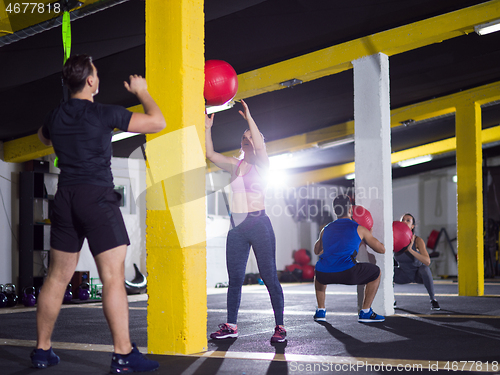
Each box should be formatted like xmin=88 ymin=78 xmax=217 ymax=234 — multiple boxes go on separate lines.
xmin=226 ymin=210 xmax=284 ymax=326
xmin=394 ymin=265 xmax=436 ymax=300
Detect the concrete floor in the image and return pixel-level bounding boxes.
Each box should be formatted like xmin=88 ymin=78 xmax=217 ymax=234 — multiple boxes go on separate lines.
xmin=1 ymin=280 xmax=500 ymax=374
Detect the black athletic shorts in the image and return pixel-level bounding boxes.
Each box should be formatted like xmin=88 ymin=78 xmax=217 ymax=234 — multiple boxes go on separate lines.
xmin=50 ymin=184 xmax=130 ymax=256
xmin=315 ymin=262 xmax=380 ymax=285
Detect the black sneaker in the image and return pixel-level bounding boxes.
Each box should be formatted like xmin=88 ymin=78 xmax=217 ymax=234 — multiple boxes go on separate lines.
xmin=31 ymin=347 xmax=60 ymax=369
xmin=110 ymin=343 xmax=159 ymax=373
xmin=431 ymin=299 xmax=441 ymax=310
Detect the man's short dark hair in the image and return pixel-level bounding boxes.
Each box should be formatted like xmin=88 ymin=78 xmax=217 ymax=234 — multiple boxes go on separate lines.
xmin=62 ymin=54 xmax=94 ymax=94
xmin=333 ymin=195 xmax=351 ymax=217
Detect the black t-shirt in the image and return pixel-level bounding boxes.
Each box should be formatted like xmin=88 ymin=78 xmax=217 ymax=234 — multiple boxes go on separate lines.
xmin=42 ymin=99 xmax=132 ymax=187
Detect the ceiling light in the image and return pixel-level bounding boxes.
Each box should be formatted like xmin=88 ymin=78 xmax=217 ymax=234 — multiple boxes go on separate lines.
xmin=397 ymin=155 xmax=433 ymax=168
xmin=206 ymin=101 xmax=235 ymax=115
xmin=400 ymin=119 xmax=415 ymax=127
xmin=280 ymin=78 xmax=303 ymax=88
xmin=269 ymin=152 xmax=294 ymax=170
xmin=268 ymin=170 xmax=288 ymax=188
xmin=112 ymin=131 xmax=140 ymax=143
xmin=316 ymin=136 xmax=354 ymax=149
xmin=474 ymin=19 xmax=500 ymax=35
xmin=345 ymin=173 xmax=355 ymax=180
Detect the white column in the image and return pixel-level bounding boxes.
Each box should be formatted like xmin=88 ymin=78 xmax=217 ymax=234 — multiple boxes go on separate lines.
xmin=353 ymin=53 xmax=394 ymax=316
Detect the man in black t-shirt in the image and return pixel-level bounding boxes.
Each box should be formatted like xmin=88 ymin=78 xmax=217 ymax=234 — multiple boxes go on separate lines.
xmin=32 ymin=54 xmax=165 ymax=373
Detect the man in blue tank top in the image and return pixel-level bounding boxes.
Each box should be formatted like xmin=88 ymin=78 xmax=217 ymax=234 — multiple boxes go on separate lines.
xmin=313 ymin=195 xmax=386 ymax=323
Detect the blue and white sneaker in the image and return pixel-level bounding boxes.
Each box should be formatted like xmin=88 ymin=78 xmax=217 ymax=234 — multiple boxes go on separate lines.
xmin=30 ymin=347 xmax=60 ymax=369
xmin=313 ymin=309 xmax=326 ymax=322
xmin=110 ymin=343 xmax=159 ymax=373
xmin=358 ymin=308 xmax=385 ymax=323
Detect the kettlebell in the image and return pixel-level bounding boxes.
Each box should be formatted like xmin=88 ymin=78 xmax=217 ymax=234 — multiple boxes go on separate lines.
xmin=0 ymin=285 xmax=7 ymax=308
xmin=22 ymin=286 xmax=36 ymax=307
xmin=63 ymin=283 xmax=73 ymax=303
xmin=4 ymin=283 xmax=18 ymax=307
xmin=78 ymin=282 xmax=90 ymax=300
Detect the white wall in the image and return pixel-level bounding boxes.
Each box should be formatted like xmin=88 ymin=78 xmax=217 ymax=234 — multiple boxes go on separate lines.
xmin=206 ymin=217 xmax=230 ymax=287
xmin=393 ymin=166 xmax=458 ymax=277
xmin=265 ymin=191 xmax=303 ymax=270
xmin=206 ymin=170 xmax=231 ymax=286
xmin=0 ymin=151 xmax=23 ymax=285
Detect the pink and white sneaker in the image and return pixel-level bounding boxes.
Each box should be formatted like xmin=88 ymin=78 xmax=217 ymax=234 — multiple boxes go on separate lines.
xmin=270 ymin=325 xmax=287 ymax=343
xmin=210 ymin=323 xmax=238 ymax=339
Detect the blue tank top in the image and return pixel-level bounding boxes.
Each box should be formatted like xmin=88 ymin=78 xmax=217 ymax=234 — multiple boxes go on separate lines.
xmin=315 ymin=218 xmax=361 ymax=273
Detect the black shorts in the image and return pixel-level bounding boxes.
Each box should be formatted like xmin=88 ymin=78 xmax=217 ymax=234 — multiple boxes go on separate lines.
xmin=315 ymin=263 xmax=380 ymax=285
xmin=50 ymin=184 xmax=130 ymax=256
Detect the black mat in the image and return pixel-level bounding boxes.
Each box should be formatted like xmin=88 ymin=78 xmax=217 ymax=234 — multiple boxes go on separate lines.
xmin=1 ymin=280 xmax=499 ymax=375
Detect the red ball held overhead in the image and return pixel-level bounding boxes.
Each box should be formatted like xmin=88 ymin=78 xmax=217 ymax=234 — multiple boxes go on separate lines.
xmin=204 ymin=60 xmax=238 ymax=106
xmin=351 ymin=205 xmax=373 ymax=231
xmin=393 ymin=221 xmax=413 ymax=252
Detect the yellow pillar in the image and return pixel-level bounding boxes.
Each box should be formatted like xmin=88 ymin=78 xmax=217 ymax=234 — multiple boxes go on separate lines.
xmin=145 ymin=0 xmax=207 ymax=354
xmin=455 ymin=100 xmax=484 ymax=296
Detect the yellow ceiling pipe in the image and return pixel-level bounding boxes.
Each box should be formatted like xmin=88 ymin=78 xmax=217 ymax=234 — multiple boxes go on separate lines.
xmin=4 ymin=1 xmax=500 ymax=163
xmin=234 ymin=0 xmax=500 ymax=100
xmin=206 ymin=80 xmax=500 ymax=172
xmin=1 ymin=0 xmax=101 ymax=35
xmin=6 ymin=78 xmax=500 ymax=165
xmin=285 ymin=125 xmax=500 ymax=186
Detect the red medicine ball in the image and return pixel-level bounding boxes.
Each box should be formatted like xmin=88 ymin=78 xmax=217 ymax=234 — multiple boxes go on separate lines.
xmin=302 ymin=264 xmax=315 ymax=281
xmin=393 ymin=221 xmax=413 ymax=252
xmin=204 ymin=60 xmax=238 ymax=106
xmin=293 ymin=249 xmax=311 ymax=266
xmin=352 ymin=205 xmax=373 ymax=231
xmin=285 ymin=264 xmax=303 ymax=273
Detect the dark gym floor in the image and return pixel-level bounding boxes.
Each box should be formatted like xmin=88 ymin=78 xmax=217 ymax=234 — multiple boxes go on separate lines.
xmin=1 ymin=279 xmax=500 ymax=374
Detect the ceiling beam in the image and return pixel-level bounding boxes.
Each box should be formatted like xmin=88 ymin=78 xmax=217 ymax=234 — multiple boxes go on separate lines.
xmin=286 ymin=125 xmax=500 ymax=187
xmin=2 ymin=105 xmax=144 ymax=163
xmin=0 ymin=0 xmax=111 ymax=39
xmin=4 ymin=1 xmax=500 ymax=163
xmin=233 ymin=0 xmax=500 ymax=100
xmin=0 ymin=3 xmax=13 ymax=35
xmin=391 ymin=81 xmax=500 ymax=125
xmin=211 ymin=80 xmax=500 ymax=164
xmin=287 ymin=162 xmax=356 ymax=188
xmin=3 ymin=134 xmax=54 ymax=164
xmin=5 ymin=78 xmax=500 ymax=165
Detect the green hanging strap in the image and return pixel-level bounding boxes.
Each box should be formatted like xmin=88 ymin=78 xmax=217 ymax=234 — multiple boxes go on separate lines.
xmin=61 ymin=10 xmax=71 ymax=103
xmin=62 ymin=11 xmax=71 ymax=64
xmin=56 ymin=10 xmax=72 ymax=169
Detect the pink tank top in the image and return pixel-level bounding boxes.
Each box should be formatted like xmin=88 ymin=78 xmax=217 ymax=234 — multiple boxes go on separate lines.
xmin=230 ymin=160 xmax=267 ymax=194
